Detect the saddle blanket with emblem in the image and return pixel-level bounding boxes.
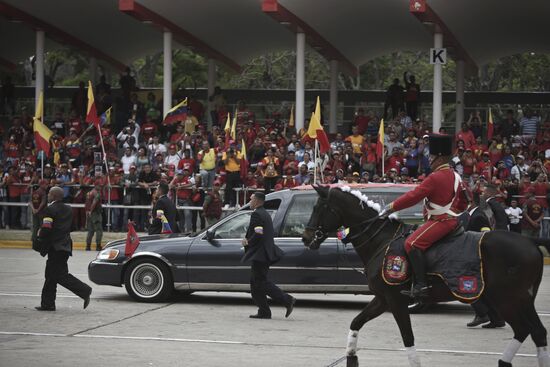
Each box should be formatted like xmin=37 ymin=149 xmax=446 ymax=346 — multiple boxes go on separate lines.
xmin=382 ymin=230 xmax=486 ymax=301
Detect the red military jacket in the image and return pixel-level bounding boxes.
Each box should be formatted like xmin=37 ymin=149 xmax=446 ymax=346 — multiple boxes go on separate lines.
xmin=391 ymin=164 xmax=468 ymax=220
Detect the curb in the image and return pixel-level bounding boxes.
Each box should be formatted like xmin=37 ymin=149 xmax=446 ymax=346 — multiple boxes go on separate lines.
xmin=0 ymin=240 xmax=105 ymax=251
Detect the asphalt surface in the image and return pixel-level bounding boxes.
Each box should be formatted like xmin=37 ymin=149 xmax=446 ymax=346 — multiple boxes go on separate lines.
xmin=1 ymin=248 xmax=550 ymax=367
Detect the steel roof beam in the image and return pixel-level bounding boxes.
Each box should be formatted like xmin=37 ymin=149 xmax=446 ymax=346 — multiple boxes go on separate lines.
xmin=119 ymin=0 xmax=241 ymax=72
xmin=262 ymin=0 xmax=358 ymax=77
xmin=410 ymin=0 xmax=478 ymax=75
xmin=0 ymin=1 xmax=126 ymax=72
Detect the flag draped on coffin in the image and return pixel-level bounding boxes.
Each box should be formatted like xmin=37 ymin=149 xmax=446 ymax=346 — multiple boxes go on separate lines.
xmin=86 ymin=81 xmax=101 ymax=128
xmin=487 ymin=108 xmax=494 ymax=141
xmin=305 ymin=96 xmax=330 ymax=154
xmin=240 ymin=138 xmax=248 ymax=180
xmin=376 ymin=119 xmax=385 ymax=161
xmin=33 ymin=91 xmax=53 ymax=157
xmin=124 ymin=221 xmax=140 ymax=257
xmin=163 ymin=98 xmax=188 ymax=125
xmin=156 ymin=209 xmax=173 ymax=234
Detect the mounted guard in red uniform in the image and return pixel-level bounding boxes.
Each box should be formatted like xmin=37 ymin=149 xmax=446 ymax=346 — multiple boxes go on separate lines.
xmin=379 ymin=134 xmax=469 ymax=299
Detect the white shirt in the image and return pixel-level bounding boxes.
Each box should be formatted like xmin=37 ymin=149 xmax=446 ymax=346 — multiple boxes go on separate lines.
xmin=121 ymin=154 xmax=137 ymax=174
xmin=148 ymin=143 xmax=167 ymax=157
xmin=164 ymin=154 xmax=181 ymax=168
xmin=511 ymin=163 xmax=529 ymax=181
xmin=505 ymin=207 xmax=522 ymax=224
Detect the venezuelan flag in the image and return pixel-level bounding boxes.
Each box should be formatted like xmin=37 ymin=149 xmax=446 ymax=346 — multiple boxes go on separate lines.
xmin=163 ymin=98 xmax=188 ymax=125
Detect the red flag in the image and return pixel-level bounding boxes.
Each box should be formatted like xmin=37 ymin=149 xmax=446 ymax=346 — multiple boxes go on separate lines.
xmin=316 ymin=129 xmax=330 ymax=154
xmin=86 ymin=81 xmax=101 ymax=128
xmin=124 ymin=221 xmax=140 ymax=257
xmin=240 ymin=138 xmax=248 ymax=180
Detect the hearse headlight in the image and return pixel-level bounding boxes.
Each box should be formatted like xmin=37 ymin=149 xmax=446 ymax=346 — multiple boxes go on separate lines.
xmin=97 ymin=248 xmax=119 ymax=261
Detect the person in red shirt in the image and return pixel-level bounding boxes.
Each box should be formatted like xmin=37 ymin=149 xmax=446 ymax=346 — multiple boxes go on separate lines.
xmin=475 ymin=152 xmax=495 ymax=181
xmin=279 ymin=168 xmax=298 ymax=189
xmin=455 ymin=123 xmax=476 ymax=149
xmin=380 ymin=135 xmax=469 ymax=299
xmin=170 ymin=124 xmax=185 ymax=144
xmin=177 ymin=149 xmax=196 ymax=173
xmin=385 ymin=147 xmax=405 ymax=175
xmin=5 ymin=135 xmax=21 ymax=166
xmin=354 ymin=108 xmax=370 ymax=136
xmin=461 ymin=148 xmax=477 ymax=176
xmin=282 ymin=151 xmax=299 ymax=176
xmin=67 ymin=110 xmax=83 ymax=135
xmin=170 ymin=169 xmax=193 ymax=232
xmin=141 ymin=115 xmax=158 ymax=143
xmin=5 ymin=166 xmax=22 ymax=229
xmin=471 ymin=136 xmax=487 ymax=160
xmin=106 ymin=167 xmax=123 ymax=232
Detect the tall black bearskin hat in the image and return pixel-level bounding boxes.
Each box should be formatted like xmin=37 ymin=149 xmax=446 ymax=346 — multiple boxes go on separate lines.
xmin=429 ymin=134 xmax=453 ymax=156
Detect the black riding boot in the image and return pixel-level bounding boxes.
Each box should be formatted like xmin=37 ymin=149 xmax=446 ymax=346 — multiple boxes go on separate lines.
xmin=401 ymin=248 xmax=430 ymax=300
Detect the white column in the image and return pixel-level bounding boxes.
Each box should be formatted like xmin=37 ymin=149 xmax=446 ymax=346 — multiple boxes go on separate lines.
xmin=163 ymin=31 xmax=173 ymax=117
xmin=296 ymin=32 xmax=305 ymax=133
xmin=455 ymin=59 xmax=465 ymax=133
xmin=207 ymin=59 xmax=216 ymax=128
xmin=432 ymin=32 xmax=443 ymax=133
xmin=35 ymin=30 xmax=45 ymax=106
xmin=329 ymin=60 xmax=338 ymax=134
xmin=89 ymin=57 xmax=98 ymax=85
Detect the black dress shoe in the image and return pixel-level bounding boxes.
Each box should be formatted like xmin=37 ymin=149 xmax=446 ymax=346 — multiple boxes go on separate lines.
xmin=482 ymin=320 xmax=506 ymax=328
xmin=83 ymin=290 xmax=92 ymax=309
xmin=249 ymin=314 xmax=271 ymax=319
xmin=467 ymin=314 xmax=490 ymax=327
xmin=35 ymin=306 xmax=56 ymax=311
xmin=285 ymin=296 xmax=296 ymax=318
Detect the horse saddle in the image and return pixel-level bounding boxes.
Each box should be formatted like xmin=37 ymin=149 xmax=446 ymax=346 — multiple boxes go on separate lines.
xmin=382 ymin=227 xmax=486 ymax=301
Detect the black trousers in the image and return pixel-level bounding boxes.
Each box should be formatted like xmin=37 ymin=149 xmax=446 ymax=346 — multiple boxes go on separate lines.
xmin=224 ymin=171 xmax=241 ymax=207
xmin=406 ymin=101 xmax=418 ymax=121
xmin=41 ymin=250 xmax=92 ymax=308
xmin=250 ymin=261 xmax=290 ymax=316
xmin=509 ymin=223 xmax=521 ymax=233
xmin=471 ymin=296 xmax=503 ymax=323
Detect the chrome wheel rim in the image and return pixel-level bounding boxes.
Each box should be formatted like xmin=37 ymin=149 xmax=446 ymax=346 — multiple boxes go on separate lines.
xmin=130 ymin=263 xmax=164 ymax=298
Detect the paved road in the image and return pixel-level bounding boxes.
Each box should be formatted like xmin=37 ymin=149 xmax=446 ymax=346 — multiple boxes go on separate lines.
xmin=1 ymin=248 xmax=549 ymax=367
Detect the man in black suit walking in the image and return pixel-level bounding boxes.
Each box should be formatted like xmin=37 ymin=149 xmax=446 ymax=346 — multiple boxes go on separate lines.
xmin=149 ymin=183 xmax=180 ymax=235
xmin=465 ymin=184 xmax=507 ymax=328
xmin=34 ymin=186 xmax=92 ymax=311
xmin=242 ymin=192 xmax=296 ymax=319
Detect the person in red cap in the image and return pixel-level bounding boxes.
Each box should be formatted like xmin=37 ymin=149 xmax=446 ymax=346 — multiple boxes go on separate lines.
xmin=380 ymin=134 xmax=470 ymax=299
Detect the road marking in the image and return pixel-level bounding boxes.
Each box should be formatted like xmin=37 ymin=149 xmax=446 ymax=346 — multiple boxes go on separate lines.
xmin=0 ymin=330 xmax=539 ymax=360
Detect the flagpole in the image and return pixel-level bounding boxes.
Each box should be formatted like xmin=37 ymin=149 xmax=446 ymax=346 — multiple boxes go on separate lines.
xmin=41 ymin=151 xmax=44 ymax=180
xmin=96 ymin=127 xmax=111 ymax=187
xmin=382 ymin=146 xmax=385 ymax=178
xmin=314 ymin=139 xmax=319 ymax=184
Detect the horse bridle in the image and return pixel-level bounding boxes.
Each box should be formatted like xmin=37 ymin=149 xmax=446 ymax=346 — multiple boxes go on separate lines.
xmin=306 ymin=188 xmax=383 ymax=246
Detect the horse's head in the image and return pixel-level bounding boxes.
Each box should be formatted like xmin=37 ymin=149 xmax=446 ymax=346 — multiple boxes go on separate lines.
xmin=302 ymin=185 xmax=341 ymax=250
xmin=302 ymin=184 xmax=384 ymax=250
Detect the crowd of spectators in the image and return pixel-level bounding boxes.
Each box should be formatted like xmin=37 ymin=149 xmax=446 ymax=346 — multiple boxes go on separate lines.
xmin=0 ymin=73 xmax=549 ymax=238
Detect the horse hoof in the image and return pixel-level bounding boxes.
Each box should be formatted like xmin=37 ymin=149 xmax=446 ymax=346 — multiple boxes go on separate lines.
xmin=498 ymin=360 xmax=512 ymax=367
xmin=346 ymin=355 xmax=359 ymax=367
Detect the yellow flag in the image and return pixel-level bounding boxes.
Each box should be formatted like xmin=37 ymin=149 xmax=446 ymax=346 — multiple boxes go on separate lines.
xmin=241 ymin=138 xmax=247 ymax=158
xmin=231 ymin=110 xmax=237 ymax=140
xmin=224 ymin=112 xmax=231 ymax=132
xmin=288 ymin=104 xmax=294 ymax=127
xmin=306 ymin=96 xmax=323 ymax=138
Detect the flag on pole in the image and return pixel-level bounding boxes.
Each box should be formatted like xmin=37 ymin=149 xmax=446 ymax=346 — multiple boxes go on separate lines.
xmin=86 ymin=81 xmax=101 ymax=128
xmin=307 ymin=97 xmax=330 ymax=153
xmin=99 ymin=107 xmax=112 ymax=126
xmin=376 ymin=119 xmax=385 ymax=161
xmin=224 ymin=112 xmax=232 ymax=147
xmin=288 ymin=104 xmax=295 ymax=128
xmin=240 ymin=138 xmax=248 ymax=180
xmin=487 ymin=108 xmax=494 ymax=141
xmin=230 ymin=110 xmax=237 ymax=141
xmin=163 ymin=98 xmax=188 ymax=125
xmin=124 ymin=221 xmax=140 ymax=257
xmin=33 ymin=91 xmax=53 ymax=157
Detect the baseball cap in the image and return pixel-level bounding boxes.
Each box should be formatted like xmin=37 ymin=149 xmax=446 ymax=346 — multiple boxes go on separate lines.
xmin=352 ymin=172 xmax=360 ymax=176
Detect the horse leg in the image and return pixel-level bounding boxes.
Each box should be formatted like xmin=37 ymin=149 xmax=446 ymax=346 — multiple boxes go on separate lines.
xmin=497 ymin=307 xmax=531 ymax=367
xmin=346 ymin=295 xmax=388 ymax=367
xmin=386 ymin=293 xmax=420 ymax=367
xmin=523 ymin=301 xmax=550 ymax=367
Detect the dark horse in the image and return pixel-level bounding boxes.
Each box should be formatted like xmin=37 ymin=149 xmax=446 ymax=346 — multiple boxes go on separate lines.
xmin=302 ymin=185 xmax=550 ymax=367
